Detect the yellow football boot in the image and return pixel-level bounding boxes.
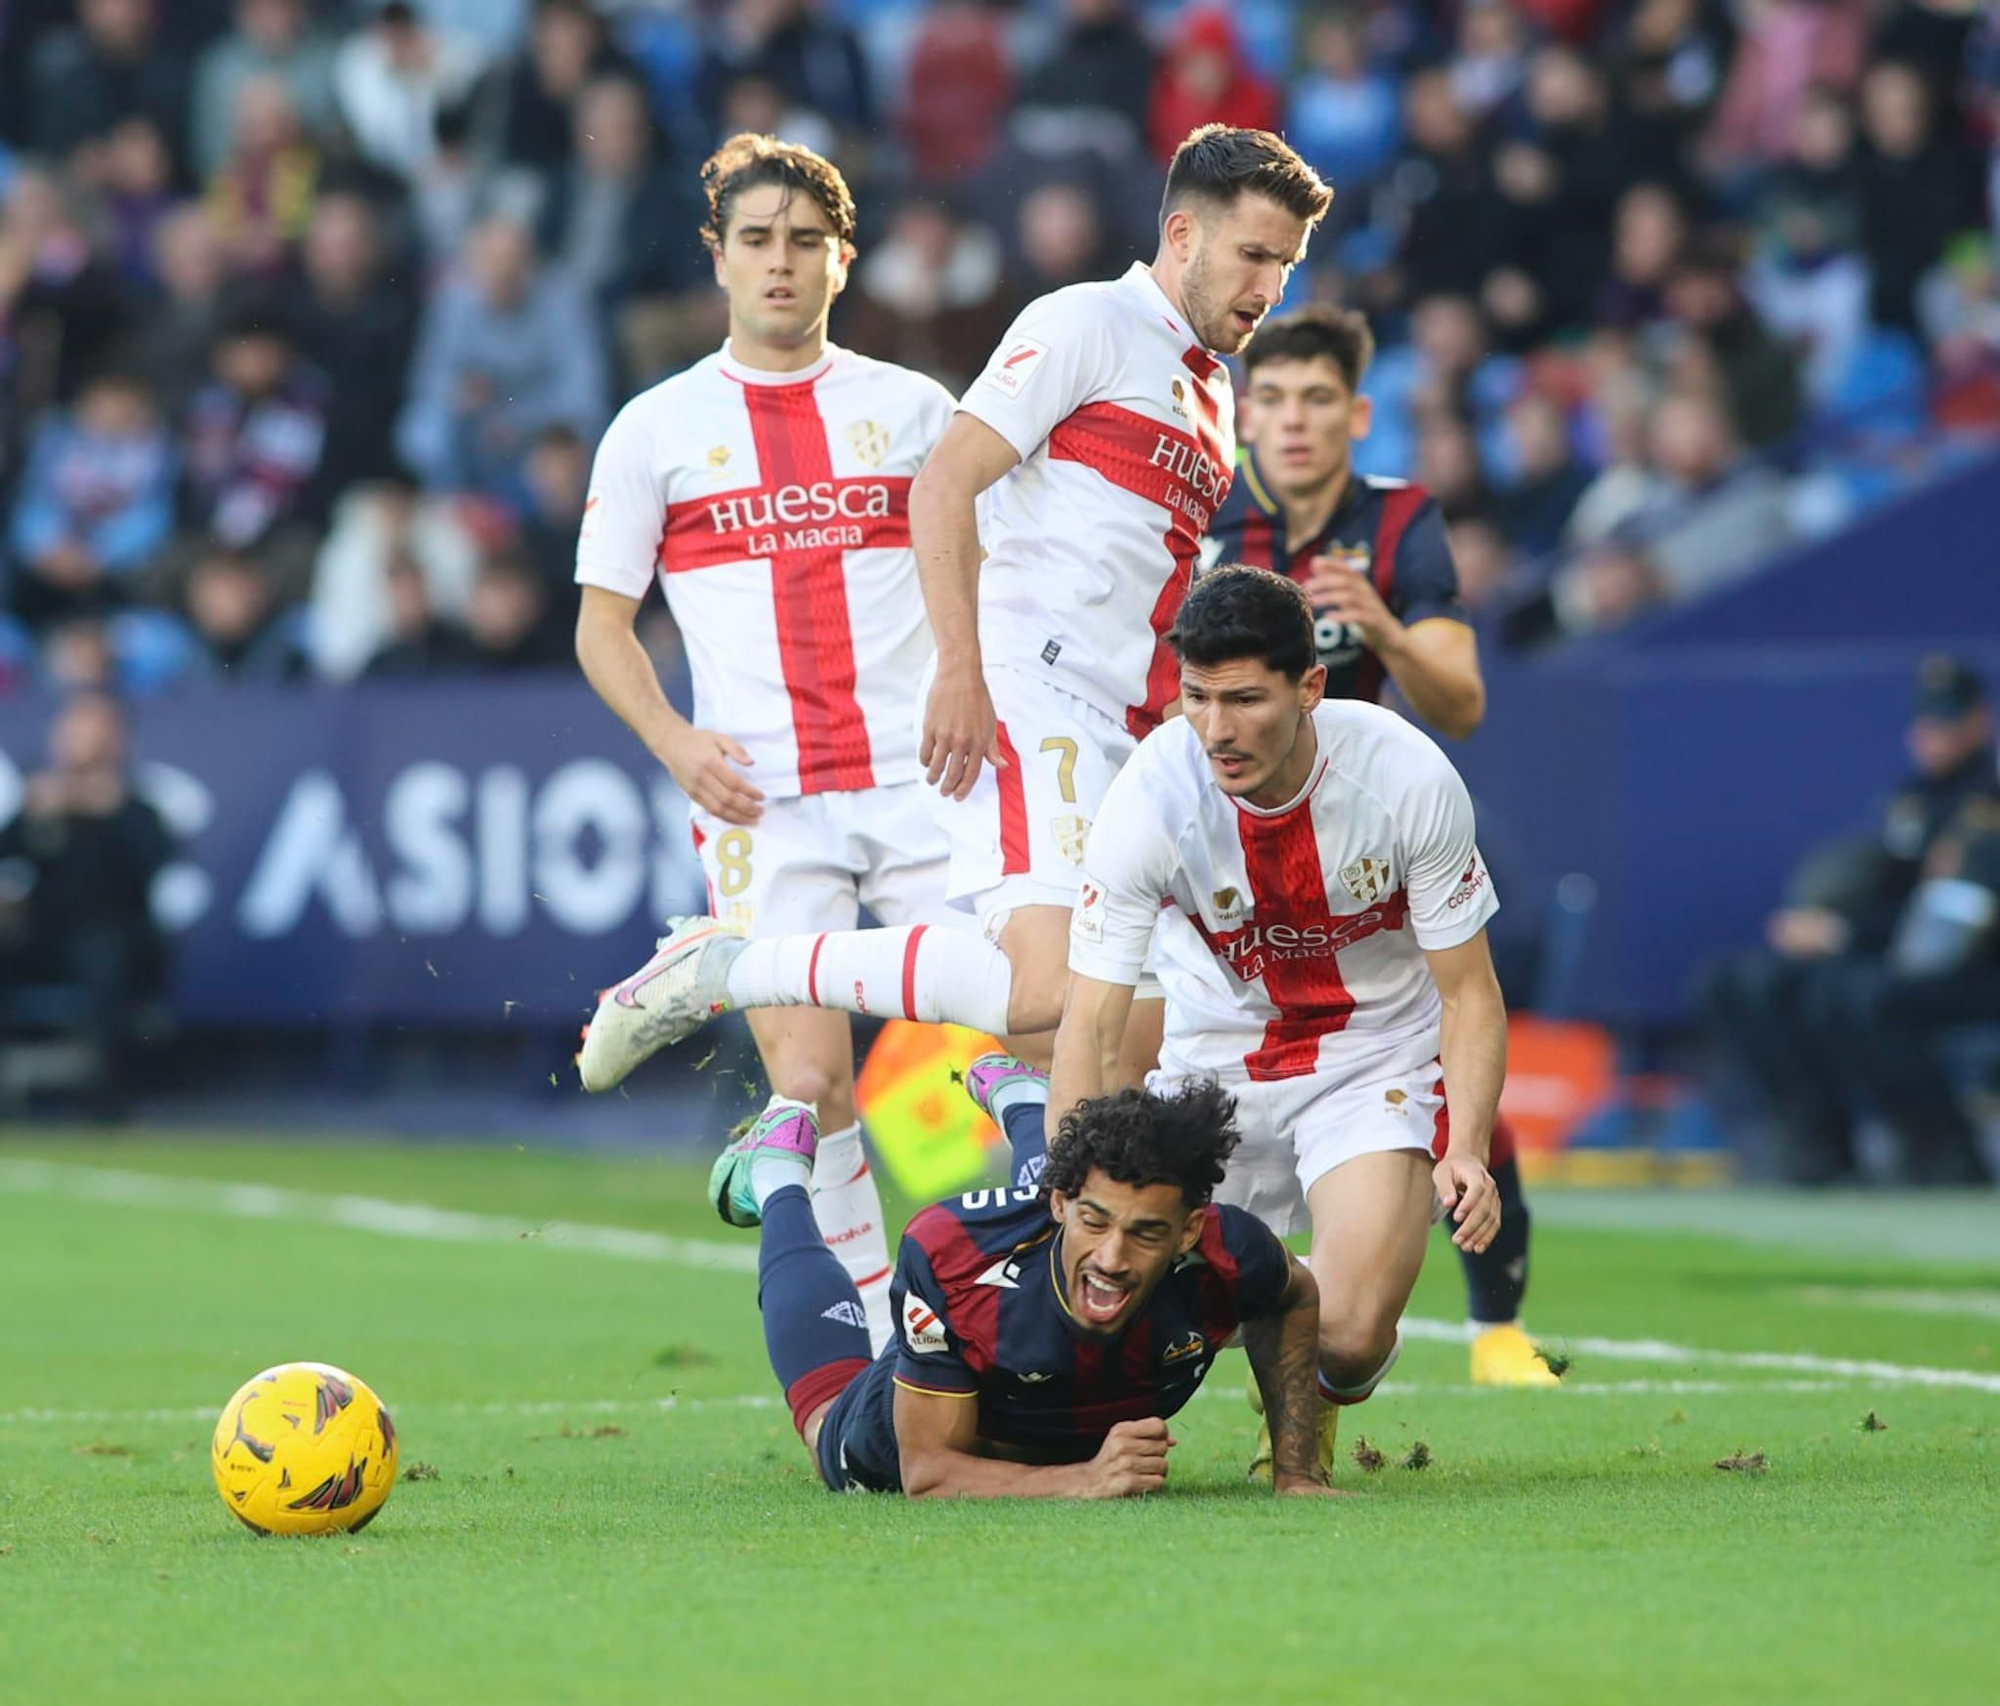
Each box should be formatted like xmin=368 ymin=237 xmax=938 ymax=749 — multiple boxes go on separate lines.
xmin=1245 ymin=1373 xmax=1338 ymax=1485
xmin=1470 ymin=1322 xmax=1562 ymax=1387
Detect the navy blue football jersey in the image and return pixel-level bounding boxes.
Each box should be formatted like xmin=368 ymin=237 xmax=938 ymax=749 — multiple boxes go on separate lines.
xmin=816 ymin=1185 xmax=1293 ymax=1492
xmin=1206 ymin=454 xmax=1465 ymax=704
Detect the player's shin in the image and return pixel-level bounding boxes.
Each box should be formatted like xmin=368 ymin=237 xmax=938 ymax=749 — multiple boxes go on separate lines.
xmin=809 ymin=1122 xmax=894 ymax=1355
xmin=1459 ymin=1152 xmax=1531 ymax=1326
xmin=726 ymin=925 xmax=1015 ymax=1033
xmin=757 ymin=1185 xmax=874 ymax=1436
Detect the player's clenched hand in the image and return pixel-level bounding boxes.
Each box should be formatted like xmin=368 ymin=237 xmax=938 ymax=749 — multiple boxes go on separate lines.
xmin=1304 ymin=557 xmax=1399 ymax=651
xmin=1433 ymin=1154 xmax=1500 ymax=1254
xmin=662 ymin=727 xmax=765 ymax=826
xmin=921 ymin=667 xmax=1003 ymax=801
xmin=1087 ymin=1417 xmax=1174 ymax=1498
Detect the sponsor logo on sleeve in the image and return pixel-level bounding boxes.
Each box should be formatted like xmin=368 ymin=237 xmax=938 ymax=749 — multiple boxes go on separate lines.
xmin=1074 ymin=876 xmax=1106 ymax=943
xmin=1053 ymin=814 xmax=1090 ymax=866
xmin=1446 ymin=856 xmax=1490 ymax=909
xmin=901 ymin=1291 xmax=949 ymax=1355
xmin=989 ymin=338 xmax=1048 ymax=398
xmin=821 ymin=1300 xmax=868 ymax=1328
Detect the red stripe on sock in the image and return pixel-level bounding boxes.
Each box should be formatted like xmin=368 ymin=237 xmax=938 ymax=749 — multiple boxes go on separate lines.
xmin=1318 ymin=1372 xmax=1376 ymax=1407
xmin=784 ymin=1358 xmax=869 ymax=1437
xmin=806 ymin=933 xmax=827 ymax=1005
xmin=901 ymin=924 xmax=928 ymax=1019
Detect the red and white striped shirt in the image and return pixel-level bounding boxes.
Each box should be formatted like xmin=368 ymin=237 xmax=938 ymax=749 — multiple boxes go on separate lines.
xmin=957 ymin=264 xmax=1235 ymax=738
xmin=577 ymin=342 xmax=954 ymax=798
xmin=1068 ymin=701 xmax=1498 ymax=1085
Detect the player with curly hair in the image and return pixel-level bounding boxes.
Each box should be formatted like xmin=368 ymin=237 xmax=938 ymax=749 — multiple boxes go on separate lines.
xmin=705 ymin=1068 xmax=1331 ymax=1498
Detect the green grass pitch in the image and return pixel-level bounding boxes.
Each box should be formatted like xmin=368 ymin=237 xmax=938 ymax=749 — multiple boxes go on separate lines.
xmin=3 ymin=1132 xmax=1997 ymax=1705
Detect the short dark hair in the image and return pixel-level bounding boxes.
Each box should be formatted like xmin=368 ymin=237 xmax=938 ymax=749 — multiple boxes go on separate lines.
xmin=1161 ymin=125 xmax=1332 ymax=229
xmin=1242 ymin=304 xmax=1376 ymax=394
xmin=1168 ymin=564 xmax=1317 ymax=679
xmin=700 ymin=132 xmax=856 ymax=252
xmin=1043 ymin=1082 xmax=1242 ymax=1211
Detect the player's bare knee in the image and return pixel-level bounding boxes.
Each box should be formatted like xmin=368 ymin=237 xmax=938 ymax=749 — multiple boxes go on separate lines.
xmin=767 ymin=1061 xmax=850 ymax=1129
xmin=1316 ymin=1313 xmax=1397 ymax=1383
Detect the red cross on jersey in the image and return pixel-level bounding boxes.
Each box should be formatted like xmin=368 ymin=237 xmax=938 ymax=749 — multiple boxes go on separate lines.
xmin=1068 ymin=700 xmax=1499 ymax=1085
xmin=957 ymin=264 xmax=1235 ymax=738
xmin=577 ymin=344 xmax=954 ymax=798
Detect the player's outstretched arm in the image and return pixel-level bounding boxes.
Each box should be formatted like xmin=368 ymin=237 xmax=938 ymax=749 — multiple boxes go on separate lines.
xmin=1046 ymin=972 xmax=1137 ymax=1139
xmin=1240 ymin=1259 xmax=1338 ymax=1496
xmin=1424 ymin=929 xmax=1507 ymax=1253
xmin=575 ymin=586 xmax=765 ymax=825
xmin=894 ymin=1382 xmax=1171 ymax=1499
xmin=910 ymin=413 xmax=1019 ymax=800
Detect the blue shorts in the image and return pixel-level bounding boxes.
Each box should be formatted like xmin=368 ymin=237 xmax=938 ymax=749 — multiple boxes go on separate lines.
xmin=813 ymin=1350 xmax=903 ymax=1494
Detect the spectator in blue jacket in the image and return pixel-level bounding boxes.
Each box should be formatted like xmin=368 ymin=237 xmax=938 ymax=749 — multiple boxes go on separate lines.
xmin=395 ymin=213 xmax=608 ymax=495
xmin=7 ymin=370 xmax=175 ymax=630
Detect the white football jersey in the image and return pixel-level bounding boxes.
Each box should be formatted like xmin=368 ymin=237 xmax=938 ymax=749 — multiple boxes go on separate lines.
xmin=1068 ymin=700 xmax=1499 ymax=1084
xmin=957 ymin=263 xmax=1235 ymax=738
xmin=577 ymin=343 xmax=954 ymax=799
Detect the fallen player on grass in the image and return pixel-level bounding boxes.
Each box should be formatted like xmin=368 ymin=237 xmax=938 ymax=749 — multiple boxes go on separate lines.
xmin=711 ymin=1067 xmax=1332 ymax=1497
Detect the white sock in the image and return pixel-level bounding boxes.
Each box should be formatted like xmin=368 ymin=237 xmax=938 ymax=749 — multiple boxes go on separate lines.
xmin=749 ymin=1151 xmax=812 ymax=1211
xmin=809 ymin=1121 xmax=894 ymax=1355
xmin=725 ymin=924 xmax=1014 ymax=1035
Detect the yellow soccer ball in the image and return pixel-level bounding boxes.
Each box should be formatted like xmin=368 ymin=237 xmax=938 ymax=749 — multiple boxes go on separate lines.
xmin=211 ymin=1362 xmax=399 ymax=1537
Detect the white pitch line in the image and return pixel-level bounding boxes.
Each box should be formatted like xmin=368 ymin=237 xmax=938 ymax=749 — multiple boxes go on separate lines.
xmin=1796 ymin=1285 xmax=2000 ymax=1321
xmin=1397 ymin=1318 xmax=2000 ymax=1394
xmin=0 ymin=1156 xmax=758 ymax=1273
xmin=6 ymin=1157 xmax=1999 ymax=1396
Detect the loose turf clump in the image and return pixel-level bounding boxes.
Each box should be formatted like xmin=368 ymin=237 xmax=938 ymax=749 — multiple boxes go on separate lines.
xmin=1351 ymin=1436 xmax=1386 ymax=1472
xmin=1715 ymin=1449 xmax=1768 ymax=1474
xmin=1402 ymin=1440 xmax=1433 ymax=1471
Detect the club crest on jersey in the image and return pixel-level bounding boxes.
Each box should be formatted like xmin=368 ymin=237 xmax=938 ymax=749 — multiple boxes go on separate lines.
xmin=1211 ymin=886 xmax=1245 ymax=920
xmin=1169 ymin=377 xmax=1191 ymax=422
xmin=1340 ymin=857 xmax=1391 ymax=904
xmin=1053 ymin=814 xmax=1091 ymax=866
xmin=1161 ymin=1330 xmax=1205 ymax=1365
xmin=1321 ymin=543 xmax=1371 ymax=576
xmin=846 ymin=418 xmax=889 ymax=469
xmin=706 ymin=444 xmax=731 ymax=469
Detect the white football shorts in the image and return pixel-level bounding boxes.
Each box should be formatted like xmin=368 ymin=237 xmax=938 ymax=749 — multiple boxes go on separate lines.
xmin=1150 ymin=1061 xmax=1450 ymax=1238
xmin=690 ymin=781 xmax=959 ymax=937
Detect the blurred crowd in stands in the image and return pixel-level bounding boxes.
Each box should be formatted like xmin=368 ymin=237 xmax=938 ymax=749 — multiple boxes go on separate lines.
xmin=1 ymin=0 xmax=1996 ymax=699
